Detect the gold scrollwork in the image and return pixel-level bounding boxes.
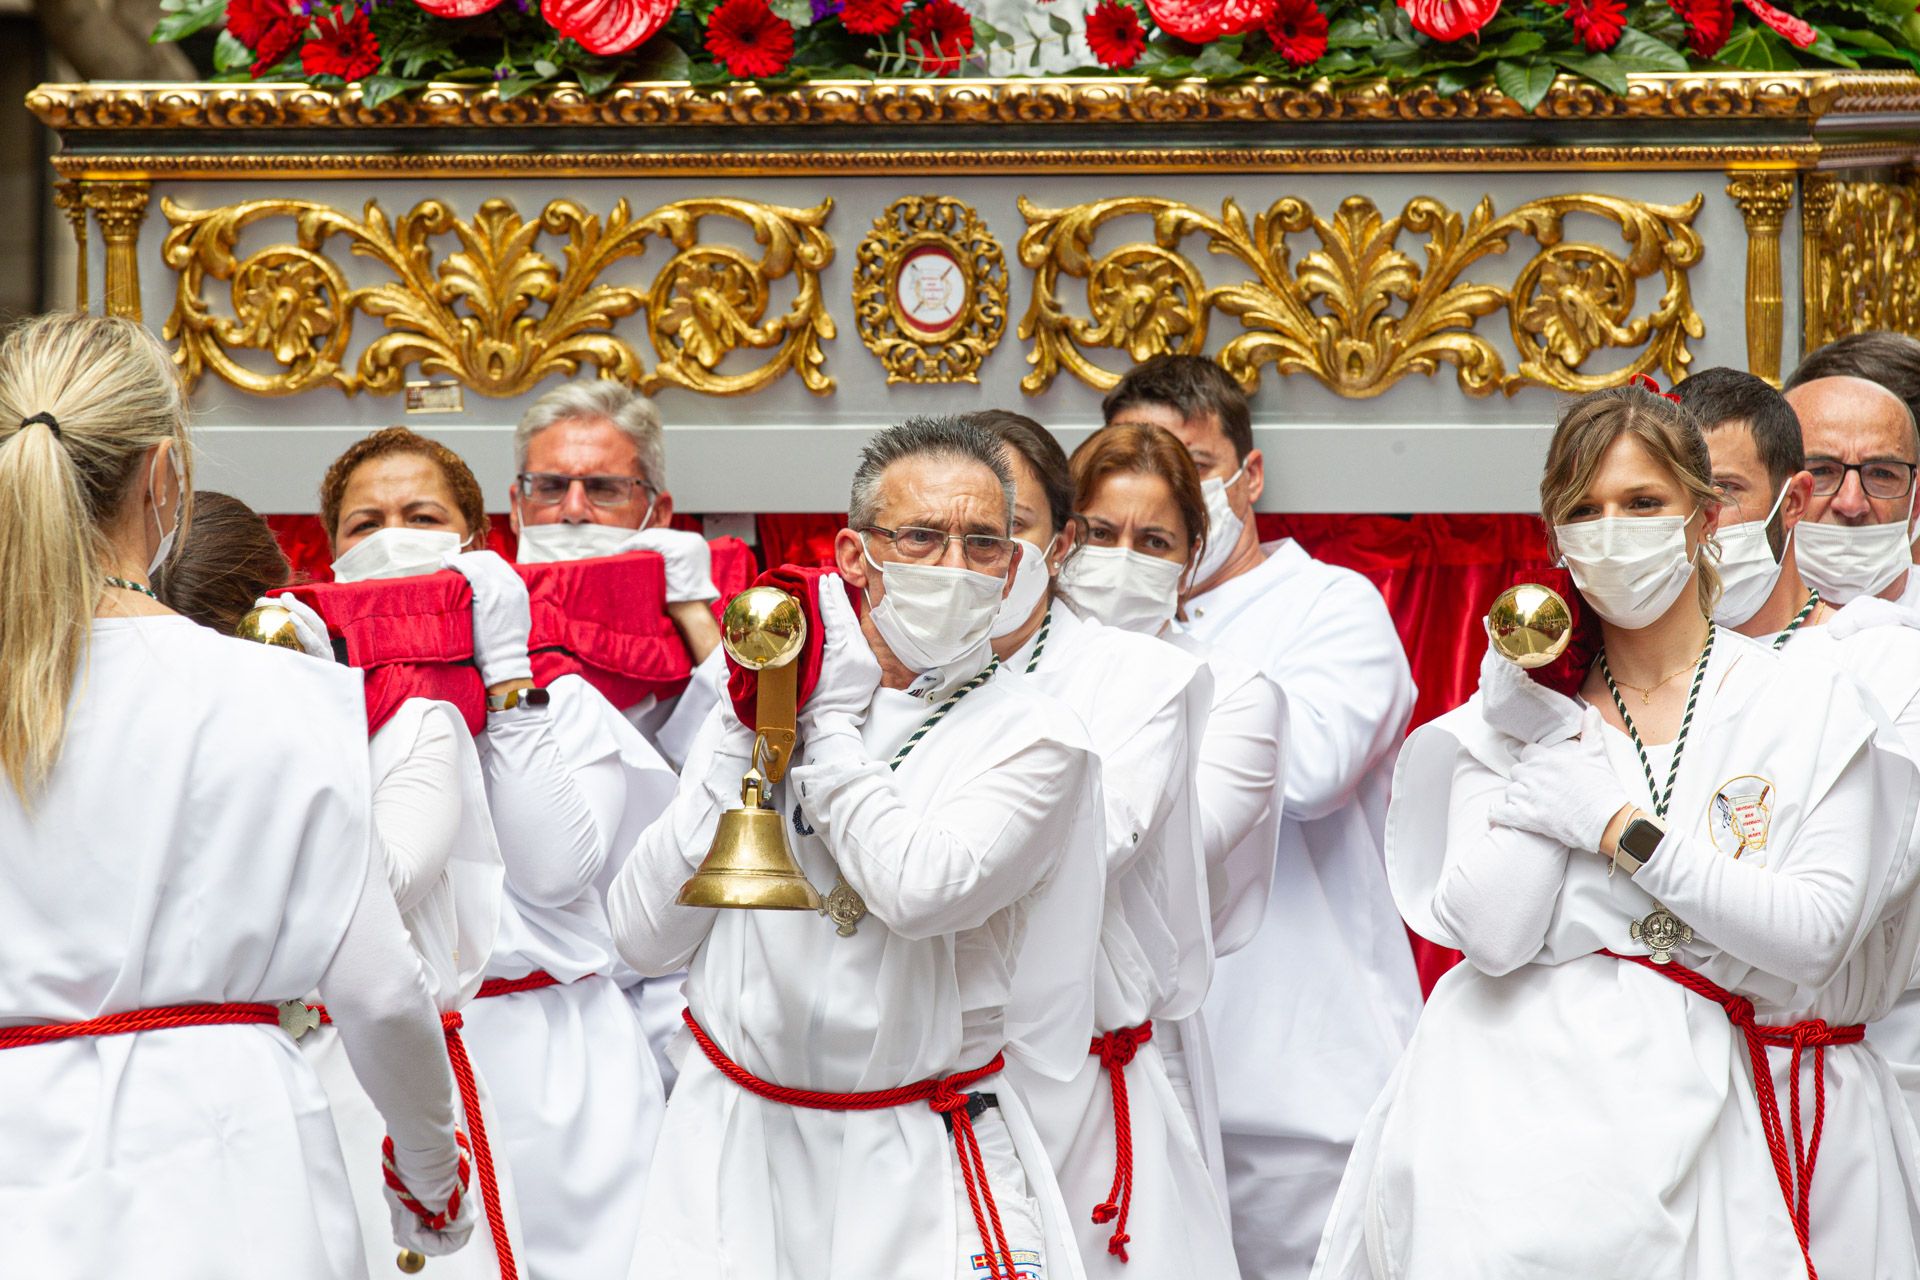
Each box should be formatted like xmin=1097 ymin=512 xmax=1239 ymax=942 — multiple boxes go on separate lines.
xmin=160 ymin=195 xmax=835 ymax=399
xmin=1017 ymin=192 xmax=1703 ymax=398
xmin=1802 ymin=172 xmax=1920 ymax=351
xmin=854 ymin=196 xmax=1007 ymax=384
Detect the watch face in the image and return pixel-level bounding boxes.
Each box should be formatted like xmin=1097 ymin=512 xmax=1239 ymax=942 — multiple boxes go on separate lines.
xmin=1622 ymin=819 xmax=1663 ymax=859
xmin=892 ymin=244 xmax=969 ymax=340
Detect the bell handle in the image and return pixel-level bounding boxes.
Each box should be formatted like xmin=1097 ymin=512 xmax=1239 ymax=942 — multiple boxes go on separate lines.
xmin=754 ymin=658 xmax=799 ymax=783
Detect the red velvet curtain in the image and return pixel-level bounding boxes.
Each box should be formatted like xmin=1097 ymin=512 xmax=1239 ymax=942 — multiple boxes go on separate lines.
xmin=266 ymin=510 xmax=1551 ymax=994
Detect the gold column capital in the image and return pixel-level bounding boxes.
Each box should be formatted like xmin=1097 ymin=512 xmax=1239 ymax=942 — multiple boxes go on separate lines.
xmin=81 ymin=180 xmax=152 ymax=322
xmin=52 ymin=181 xmax=90 ymax=313
xmin=1726 ymin=169 xmax=1794 ymax=386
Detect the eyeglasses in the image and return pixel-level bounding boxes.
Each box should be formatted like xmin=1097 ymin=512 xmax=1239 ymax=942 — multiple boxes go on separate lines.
xmin=1806 ymin=458 xmax=1917 ymax=501
xmin=861 ymin=525 xmax=1017 ymax=572
xmin=517 ymin=471 xmax=649 ymax=509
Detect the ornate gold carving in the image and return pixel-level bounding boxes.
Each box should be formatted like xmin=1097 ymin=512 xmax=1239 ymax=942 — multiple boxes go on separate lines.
xmin=1802 ymin=173 xmax=1920 ymax=351
xmin=854 ymin=196 xmax=1007 ymax=384
xmin=1726 ymin=170 xmax=1794 ymax=386
xmin=52 ymin=181 xmax=89 ymax=313
xmin=1801 ymin=174 xmax=1839 ymax=353
xmin=1017 ymin=193 xmax=1703 ymax=398
xmin=82 ymin=180 xmax=151 ymax=322
xmin=159 ymin=195 xmax=835 ymax=399
xmin=27 ymin=74 xmax=1920 ymax=133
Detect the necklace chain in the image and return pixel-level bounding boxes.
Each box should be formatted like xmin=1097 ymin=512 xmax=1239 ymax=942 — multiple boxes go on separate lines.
xmin=1771 ymin=590 xmax=1820 ymax=652
xmin=1599 ymin=622 xmax=1715 ymax=820
xmin=104 ymin=574 xmax=157 ymax=601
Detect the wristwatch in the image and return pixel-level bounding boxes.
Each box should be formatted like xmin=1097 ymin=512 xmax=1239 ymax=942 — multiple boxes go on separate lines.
xmin=1613 ymin=812 xmax=1666 ymax=875
xmin=488 ymin=685 xmax=550 ymax=713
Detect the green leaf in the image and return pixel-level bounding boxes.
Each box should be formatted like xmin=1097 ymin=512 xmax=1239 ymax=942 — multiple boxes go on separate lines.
xmin=360 ymin=74 xmax=424 ymax=108
xmin=1551 ymin=49 xmax=1629 ymax=93
xmin=1606 ymin=26 xmax=1690 ymax=71
xmin=771 ymin=0 xmax=815 ymax=25
xmin=1434 ymin=66 xmax=1480 ymax=93
xmin=1493 ymin=56 xmax=1556 ymax=110
xmin=1484 ymin=29 xmax=1545 ymax=59
xmin=497 ymin=75 xmax=546 ymax=99
xmin=212 ymin=28 xmax=253 ymax=72
xmin=1327 ymin=16 xmax=1380 ymax=48
xmin=533 ymin=58 xmax=560 ymax=77
xmin=1714 ymin=24 xmax=1798 ymax=68
xmin=1799 ymin=28 xmax=1861 ymax=67
xmin=1193 ymin=41 xmax=1247 ymax=75
xmin=1823 ymin=24 xmax=1902 ymax=53
xmin=151 ymin=0 xmax=223 ymax=44
xmin=1048 ymin=11 xmax=1074 ymax=34
xmin=626 ymin=37 xmax=693 ymax=78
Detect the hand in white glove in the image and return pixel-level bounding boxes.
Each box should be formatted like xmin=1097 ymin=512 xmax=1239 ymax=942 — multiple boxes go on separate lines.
xmin=440 ymin=549 xmax=534 ymax=688
xmin=625 ymin=527 xmax=719 ymax=604
xmin=382 ymin=1147 xmax=478 ymax=1258
xmin=799 ymin=574 xmax=881 ymax=736
xmin=1476 ymin=622 xmax=1583 ymax=746
xmin=1487 ymin=707 xmax=1631 ymax=854
xmin=1827 ymin=595 xmax=1918 ymax=640
xmin=257 ymin=594 xmax=334 ymax=662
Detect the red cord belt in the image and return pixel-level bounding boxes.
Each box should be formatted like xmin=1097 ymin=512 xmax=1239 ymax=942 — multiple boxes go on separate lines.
xmin=682 ymin=1009 xmax=1022 ymax=1280
xmin=1089 ymin=1020 xmax=1153 ymax=1263
xmin=1604 ymin=951 xmax=1862 ymax=1280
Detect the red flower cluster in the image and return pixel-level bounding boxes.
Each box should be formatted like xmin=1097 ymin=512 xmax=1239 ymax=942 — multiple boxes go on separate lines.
xmin=1562 ymin=0 xmax=1624 ymax=48
xmin=1667 ymin=0 xmax=1731 ymax=52
xmin=301 ymin=7 xmax=381 ymax=80
xmin=1146 ymin=0 xmax=1273 ymax=42
xmin=1086 ymin=0 xmax=1148 ymax=66
xmin=906 ymin=0 xmax=974 ymax=74
xmin=546 ymin=0 xmax=678 ymax=53
xmin=841 ymin=0 xmax=906 ymax=33
xmin=1264 ymin=0 xmax=1327 ymax=64
xmin=225 ymin=0 xmax=303 ymax=75
xmin=705 ymin=0 xmax=796 ymax=75
xmin=1400 ymin=0 xmax=1500 ymax=40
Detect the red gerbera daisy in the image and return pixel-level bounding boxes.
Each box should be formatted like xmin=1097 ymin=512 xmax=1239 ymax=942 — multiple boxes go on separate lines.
xmin=906 ymin=0 xmax=975 ymax=75
xmin=1564 ymin=0 xmax=1624 ymax=48
xmin=705 ymin=0 xmax=796 ymax=77
xmin=1086 ymin=0 xmax=1148 ymax=67
xmin=300 ymin=7 xmax=381 ymax=80
xmin=1399 ymin=0 xmax=1500 ymax=40
xmin=1263 ymin=0 xmax=1327 ymax=65
xmin=225 ymin=0 xmax=303 ymax=74
xmin=841 ymin=0 xmax=907 ymax=34
xmin=1146 ymin=0 xmax=1272 ymax=41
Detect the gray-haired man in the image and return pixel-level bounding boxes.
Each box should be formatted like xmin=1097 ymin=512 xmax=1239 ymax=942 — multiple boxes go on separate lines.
xmin=610 ymin=416 xmax=1103 ymax=1280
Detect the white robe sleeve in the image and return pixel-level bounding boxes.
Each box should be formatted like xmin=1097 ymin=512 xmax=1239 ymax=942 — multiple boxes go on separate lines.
xmin=374 ymin=709 xmax=463 ymax=916
xmin=1431 ymin=747 xmax=1570 ymax=977
xmin=480 ymin=701 xmax=623 ymax=909
xmin=1097 ymin=692 xmax=1189 ymax=874
xmin=1276 ymin=575 xmax=1414 ymax=823
xmin=1629 ymin=742 xmax=1878 ymax=992
xmin=316 ymin=835 xmax=462 ymax=1201
xmin=647 ymin=646 xmax=730 ymax=772
xmin=1195 ymin=672 xmax=1287 ymax=952
xmin=792 ymin=723 xmax=1093 ymax=942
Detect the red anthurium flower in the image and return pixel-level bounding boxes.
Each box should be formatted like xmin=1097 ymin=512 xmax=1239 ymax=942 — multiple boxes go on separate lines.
xmin=1741 ymin=0 xmax=1816 ymax=46
xmin=411 ymin=0 xmax=505 ymax=16
xmin=841 ymin=0 xmax=907 ymax=33
xmin=906 ymin=0 xmax=975 ymax=74
xmin=226 ymin=0 xmax=304 ymax=73
xmin=1146 ymin=0 xmax=1273 ymax=41
xmin=1086 ymin=0 xmax=1149 ymax=66
xmin=301 ymin=6 xmax=381 ymax=80
xmin=704 ymin=0 xmax=796 ymax=76
xmin=1564 ymin=0 xmax=1624 ymax=48
xmin=546 ymin=0 xmax=678 ymax=54
xmin=1264 ymin=0 xmax=1328 ymax=64
xmin=1400 ymin=0 xmax=1500 ymax=41
xmin=1667 ymin=0 xmax=1731 ymax=54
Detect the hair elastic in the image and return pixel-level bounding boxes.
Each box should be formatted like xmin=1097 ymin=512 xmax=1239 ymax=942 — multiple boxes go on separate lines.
xmin=20 ymin=412 xmax=61 ymax=439
xmin=1628 ymin=374 xmax=1683 ymax=404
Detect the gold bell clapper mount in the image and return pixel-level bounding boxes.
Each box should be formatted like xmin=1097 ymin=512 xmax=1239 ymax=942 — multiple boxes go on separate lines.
xmin=1487 ymin=583 xmax=1573 ymax=670
xmin=678 ymin=587 xmax=825 ymax=912
xmin=233 ymin=603 xmax=306 ymax=650
xmin=396 ymin=1250 xmax=426 ymax=1273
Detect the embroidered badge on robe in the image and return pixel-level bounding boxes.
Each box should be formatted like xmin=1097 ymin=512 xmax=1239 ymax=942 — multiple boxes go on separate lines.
xmin=1708 ymin=775 xmax=1774 ymax=859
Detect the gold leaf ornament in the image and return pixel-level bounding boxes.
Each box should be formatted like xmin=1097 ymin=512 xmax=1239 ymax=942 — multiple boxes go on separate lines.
xmin=853 ymin=195 xmax=1007 ymax=385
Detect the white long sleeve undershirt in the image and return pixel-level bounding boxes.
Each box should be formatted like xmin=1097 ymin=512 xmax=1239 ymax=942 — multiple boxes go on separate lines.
xmin=373 ymin=710 xmax=462 ymax=917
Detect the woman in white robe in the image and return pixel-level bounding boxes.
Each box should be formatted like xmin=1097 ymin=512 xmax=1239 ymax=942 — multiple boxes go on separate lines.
xmin=0 ymin=314 xmax=470 ymax=1278
xmin=1313 ymin=383 xmax=1920 ymax=1280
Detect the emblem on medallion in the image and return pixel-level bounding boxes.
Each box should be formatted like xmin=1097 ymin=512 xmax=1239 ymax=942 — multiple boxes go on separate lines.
xmin=1630 ymin=904 xmax=1694 ymax=965
xmin=823 ymin=876 xmax=868 ymax=938
xmin=1708 ymin=775 xmax=1774 ymax=859
xmin=277 ymin=999 xmax=322 ymax=1040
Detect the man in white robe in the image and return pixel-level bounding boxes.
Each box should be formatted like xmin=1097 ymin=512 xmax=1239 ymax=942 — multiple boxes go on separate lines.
xmin=609 ymin=415 xmax=1102 ymax=1280
xmin=1101 ymin=355 xmax=1421 ymax=1280
xmin=1783 ymin=374 xmax=1920 ymax=610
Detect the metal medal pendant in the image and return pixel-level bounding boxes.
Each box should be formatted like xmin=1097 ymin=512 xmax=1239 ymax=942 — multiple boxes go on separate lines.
xmin=1629 ymin=905 xmax=1693 ymax=965
xmin=277 ymin=999 xmax=321 ymax=1039
xmin=823 ymin=876 xmax=867 ymax=937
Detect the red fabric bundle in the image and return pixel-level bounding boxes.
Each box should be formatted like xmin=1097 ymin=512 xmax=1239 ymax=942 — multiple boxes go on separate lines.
xmin=725 ymin=566 xmax=861 ymax=730
xmin=708 ymin=536 xmax=759 ymax=618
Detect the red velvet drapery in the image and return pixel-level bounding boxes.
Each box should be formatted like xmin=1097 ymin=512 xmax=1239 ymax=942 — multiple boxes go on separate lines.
xmin=266 ymin=510 xmax=1552 ymax=993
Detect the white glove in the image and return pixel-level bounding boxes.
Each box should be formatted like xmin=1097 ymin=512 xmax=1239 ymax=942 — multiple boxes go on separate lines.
xmin=1476 ymin=622 xmax=1582 ymax=746
xmin=382 ymin=1159 xmax=478 ymax=1258
xmin=440 ymin=550 xmax=534 ymax=688
xmin=624 ymin=527 xmax=719 ymax=604
xmin=1827 ymin=595 xmax=1918 ymax=640
xmin=799 ymin=574 xmax=881 ymax=737
xmin=1487 ymin=707 xmax=1630 ymax=854
xmin=258 ymin=595 xmax=333 ymax=662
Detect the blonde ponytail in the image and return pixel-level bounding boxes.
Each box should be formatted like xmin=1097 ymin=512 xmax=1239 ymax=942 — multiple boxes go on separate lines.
xmin=0 ymin=314 xmax=190 ymax=802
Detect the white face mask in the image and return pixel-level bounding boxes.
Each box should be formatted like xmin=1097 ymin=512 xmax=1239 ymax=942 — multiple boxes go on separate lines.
xmin=1554 ymin=514 xmax=1699 ymax=629
xmin=990 ymin=537 xmax=1054 ymax=639
xmin=147 ymin=443 xmax=185 ymax=580
xmin=330 ymin=528 xmax=463 ymax=584
xmin=514 ymin=521 xmax=639 ymax=564
xmin=1057 ymin=545 xmax=1185 ymax=635
xmin=1711 ymin=481 xmax=1794 ymax=627
xmin=1796 ymin=492 xmax=1919 ymax=605
xmin=1190 ymin=463 xmax=1246 ymax=588
xmin=861 ymin=544 xmax=1005 ymax=673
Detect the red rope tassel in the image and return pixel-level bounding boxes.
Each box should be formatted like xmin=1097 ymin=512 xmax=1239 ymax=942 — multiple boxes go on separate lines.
xmin=682 ymin=1009 xmax=1019 ymax=1280
xmin=1603 ymin=951 xmax=1862 ymax=1280
xmin=1088 ymin=1021 xmax=1153 ymax=1263
xmin=0 ymin=1001 xmax=282 ymax=1048
xmin=443 ymin=1012 xmax=519 ymax=1280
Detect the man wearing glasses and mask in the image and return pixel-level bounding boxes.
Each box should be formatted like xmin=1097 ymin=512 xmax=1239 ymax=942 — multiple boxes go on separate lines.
xmin=608 ymin=417 xmax=1104 ymax=1280
xmin=1782 ymin=373 xmax=1920 ymax=610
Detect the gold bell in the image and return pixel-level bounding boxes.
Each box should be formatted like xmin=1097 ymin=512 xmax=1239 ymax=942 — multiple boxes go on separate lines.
xmin=396 ymin=1250 xmax=426 ymax=1274
xmin=234 ymin=603 xmax=305 ymax=649
xmin=1487 ymin=583 xmax=1573 ymax=669
xmin=677 ymin=587 xmax=824 ymax=912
